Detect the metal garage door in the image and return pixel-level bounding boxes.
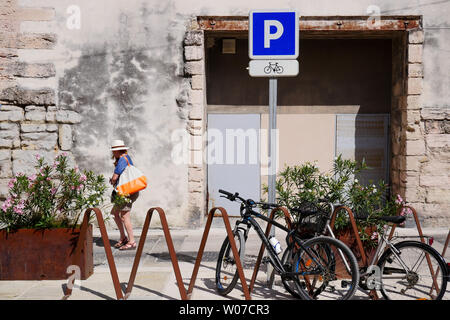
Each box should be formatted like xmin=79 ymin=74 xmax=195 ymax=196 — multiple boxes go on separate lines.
xmin=336 ymin=114 xmax=390 ymax=186
xmin=207 ymin=114 xmax=261 ymax=216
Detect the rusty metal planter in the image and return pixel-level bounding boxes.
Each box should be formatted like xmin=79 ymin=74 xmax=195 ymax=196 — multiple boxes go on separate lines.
xmin=0 ymin=225 xmax=93 ymax=280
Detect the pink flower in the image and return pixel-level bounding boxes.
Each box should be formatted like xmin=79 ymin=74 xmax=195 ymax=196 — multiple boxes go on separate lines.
xmin=400 ymin=207 xmax=413 ymax=216
xmin=79 ymin=175 xmax=87 ymax=182
xmin=13 ymin=200 xmax=25 ymax=215
xmin=371 ymin=232 xmax=379 ymax=240
xmin=28 ymin=174 xmax=37 ymax=182
xmin=51 ymin=188 xmax=57 ymax=195
xmin=34 ymin=154 xmax=41 ymax=160
xmin=8 ymin=178 xmax=16 ymax=188
xmin=71 ymin=186 xmax=75 ymax=190
xmin=17 ymin=200 xmax=25 ymax=209
xmin=395 ymin=194 xmax=404 ymax=205
xmin=13 ymin=207 xmax=23 ymax=215
xmin=1 ymin=198 xmax=12 ymax=212
xmin=62 ymin=152 xmax=68 ymax=157
xmin=52 ymin=161 xmax=60 ymax=168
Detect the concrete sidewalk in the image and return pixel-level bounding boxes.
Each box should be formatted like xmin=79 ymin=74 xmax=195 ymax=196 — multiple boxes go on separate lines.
xmin=0 ymin=226 xmax=448 ymax=300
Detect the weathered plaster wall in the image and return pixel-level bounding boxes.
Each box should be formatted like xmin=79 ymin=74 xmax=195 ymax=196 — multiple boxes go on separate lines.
xmin=1 ymin=0 xmax=449 ymax=227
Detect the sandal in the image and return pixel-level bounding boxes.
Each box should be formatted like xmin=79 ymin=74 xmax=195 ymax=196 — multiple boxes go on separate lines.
xmin=114 ymin=237 xmax=128 ymax=248
xmin=119 ymin=241 xmax=137 ymax=251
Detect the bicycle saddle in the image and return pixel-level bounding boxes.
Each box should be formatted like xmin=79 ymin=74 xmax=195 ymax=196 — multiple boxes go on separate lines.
xmin=354 ymin=214 xmax=406 ymax=224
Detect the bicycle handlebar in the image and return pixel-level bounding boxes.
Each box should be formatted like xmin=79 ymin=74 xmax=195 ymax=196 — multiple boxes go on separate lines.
xmin=218 ymin=189 xmax=280 ymax=210
xmin=218 ymin=189 xmax=242 ymax=202
xmin=218 ymin=189 xmax=234 ymax=197
xmin=256 ymin=201 xmax=280 ymax=209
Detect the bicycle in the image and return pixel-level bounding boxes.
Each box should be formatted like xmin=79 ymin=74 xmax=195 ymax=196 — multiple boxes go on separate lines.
xmin=290 ymin=199 xmax=449 ymax=300
xmin=215 ymin=189 xmax=360 ymax=300
xmin=264 ymin=62 xmax=284 ymax=74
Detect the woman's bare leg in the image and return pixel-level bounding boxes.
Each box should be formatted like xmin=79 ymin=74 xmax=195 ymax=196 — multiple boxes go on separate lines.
xmin=120 ymin=210 xmax=135 ymax=244
xmin=112 ymin=207 xmax=127 ymax=241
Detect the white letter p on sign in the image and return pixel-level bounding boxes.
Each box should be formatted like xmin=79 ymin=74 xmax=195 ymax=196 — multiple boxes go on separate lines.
xmin=264 ymin=20 xmax=284 ymax=48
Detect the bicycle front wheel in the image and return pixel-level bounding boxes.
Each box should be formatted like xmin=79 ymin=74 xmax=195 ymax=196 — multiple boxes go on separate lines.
xmin=288 ymin=236 xmax=360 ymax=300
xmin=215 ymin=229 xmax=246 ymax=296
xmin=377 ymin=241 xmax=448 ymax=300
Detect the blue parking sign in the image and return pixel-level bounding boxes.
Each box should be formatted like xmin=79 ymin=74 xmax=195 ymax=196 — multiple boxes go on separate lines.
xmin=249 ymin=10 xmax=299 ymax=60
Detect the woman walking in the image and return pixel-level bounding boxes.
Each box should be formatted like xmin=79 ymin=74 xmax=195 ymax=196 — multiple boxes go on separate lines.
xmin=109 ymin=139 xmax=139 ymax=250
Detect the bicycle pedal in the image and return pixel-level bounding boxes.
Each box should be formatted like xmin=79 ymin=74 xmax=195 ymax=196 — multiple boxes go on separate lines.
xmin=262 ymin=257 xmax=271 ymax=264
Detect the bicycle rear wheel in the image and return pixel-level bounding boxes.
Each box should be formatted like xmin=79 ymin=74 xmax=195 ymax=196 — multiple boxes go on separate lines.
xmin=281 ymin=243 xmax=302 ymax=299
xmin=284 ymin=236 xmax=359 ymax=300
xmin=281 ymin=241 xmax=335 ymax=299
xmin=215 ymin=229 xmax=246 ymax=295
xmin=377 ymin=241 xmax=448 ymax=300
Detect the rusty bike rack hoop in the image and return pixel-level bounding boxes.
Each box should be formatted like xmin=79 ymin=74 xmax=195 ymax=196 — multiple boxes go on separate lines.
xmin=125 ymin=207 xmax=187 ymax=300
xmin=186 ymin=207 xmax=251 ymax=300
xmin=64 ymin=207 xmax=124 ymax=300
xmin=329 ymin=205 xmax=369 ymax=266
xmin=65 ymin=206 xmax=249 ymax=300
xmin=65 ymin=207 xmax=187 ymax=300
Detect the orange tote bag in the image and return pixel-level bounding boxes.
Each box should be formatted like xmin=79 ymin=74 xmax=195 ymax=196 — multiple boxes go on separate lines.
xmin=115 ymin=156 xmax=147 ymax=195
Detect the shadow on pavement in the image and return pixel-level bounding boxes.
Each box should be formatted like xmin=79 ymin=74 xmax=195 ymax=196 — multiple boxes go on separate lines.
xmin=61 ymin=283 xmax=116 ymax=300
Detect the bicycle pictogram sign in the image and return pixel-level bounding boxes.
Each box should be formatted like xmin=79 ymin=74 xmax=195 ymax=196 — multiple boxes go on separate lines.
xmin=264 ymin=62 xmax=284 ymax=74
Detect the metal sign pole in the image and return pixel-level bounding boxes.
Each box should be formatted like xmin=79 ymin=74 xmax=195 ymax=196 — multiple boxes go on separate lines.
xmin=266 ymin=77 xmax=277 ymax=285
xmin=268 ymin=78 xmax=277 ymax=206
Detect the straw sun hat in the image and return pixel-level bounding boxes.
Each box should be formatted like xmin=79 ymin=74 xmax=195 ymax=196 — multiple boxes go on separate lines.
xmin=110 ymin=139 xmax=129 ymax=151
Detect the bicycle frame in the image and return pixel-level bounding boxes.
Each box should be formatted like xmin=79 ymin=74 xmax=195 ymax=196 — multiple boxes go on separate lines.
xmin=324 ymin=204 xmax=425 ymax=278
xmin=242 ymin=212 xmax=288 ymax=273
xmin=235 ymin=204 xmax=327 ymax=278
xmin=366 ymin=226 xmax=422 ymax=276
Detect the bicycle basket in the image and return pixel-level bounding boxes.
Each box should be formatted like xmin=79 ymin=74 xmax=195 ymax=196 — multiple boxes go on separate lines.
xmin=291 ymin=202 xmax=329 ymax=239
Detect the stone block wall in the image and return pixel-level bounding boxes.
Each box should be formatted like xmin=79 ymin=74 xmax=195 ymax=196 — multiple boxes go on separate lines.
xmin=183 ymin=29 xmax=207 ymax=224
xmin=0 ymin=0 xmax=79 ymax=199
xmin=396 ymin=29 xmax=450 ymax=227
